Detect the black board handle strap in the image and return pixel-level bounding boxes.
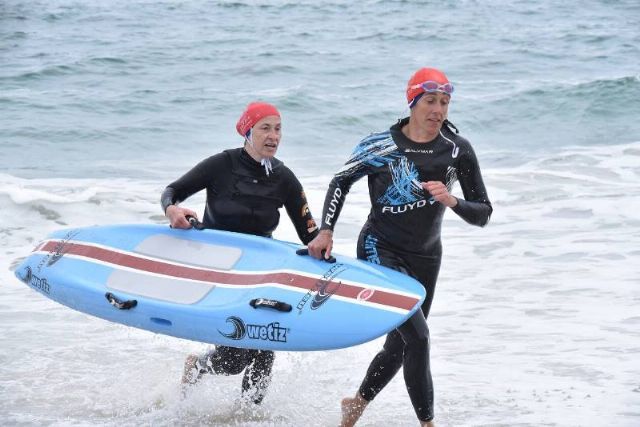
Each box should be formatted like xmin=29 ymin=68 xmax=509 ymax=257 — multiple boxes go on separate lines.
xmin=186 ymin=215 xmax=205 ymax=230
xmin=295 ymin=248 xmax=337 ymax=264
xmin=105 ymin=292 xmax=137 ymax=310
xmin=250 ymin=298 xmax=292 ymax=312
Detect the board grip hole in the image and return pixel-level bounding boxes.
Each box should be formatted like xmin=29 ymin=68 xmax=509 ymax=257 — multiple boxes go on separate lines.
xmin=150 ymin=317 xmax=172 ymax=326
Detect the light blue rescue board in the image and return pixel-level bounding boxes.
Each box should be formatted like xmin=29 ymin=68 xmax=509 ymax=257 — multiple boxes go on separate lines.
xmin=14 ymin=224 xmax=426 ymax=351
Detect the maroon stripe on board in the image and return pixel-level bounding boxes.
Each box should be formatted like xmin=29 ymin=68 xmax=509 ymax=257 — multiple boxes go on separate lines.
xmin=39 ymin=240 xmax=419 ymax=311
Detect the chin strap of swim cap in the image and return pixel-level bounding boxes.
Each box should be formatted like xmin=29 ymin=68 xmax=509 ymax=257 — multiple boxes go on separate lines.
xmin=261 ymin=158 xmax=273 ymax=176
xmin=245 ymin=130 xmax=273 ymax=176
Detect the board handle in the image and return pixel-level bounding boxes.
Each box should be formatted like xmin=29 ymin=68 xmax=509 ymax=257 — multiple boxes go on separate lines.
xmin=186 ymin=215 xmax=206 ymax=230
xmin=250 ymin=298 xmax=292 ymax=312
xmin=105 ymin=292 xmax=138 ymax=310
xmin=295 ymin=248 xmax=337 ymax=264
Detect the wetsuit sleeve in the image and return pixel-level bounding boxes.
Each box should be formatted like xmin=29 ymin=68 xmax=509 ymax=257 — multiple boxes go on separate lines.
xmin=320 ymin=143 xmax=373 ymax=231
xmin=451 ymin=144 xmax=493 ymax=226
xmin=160 ymin=153 xmax=225 ymax=213
xmin=282 ymin=169 xmax=319 ymax=244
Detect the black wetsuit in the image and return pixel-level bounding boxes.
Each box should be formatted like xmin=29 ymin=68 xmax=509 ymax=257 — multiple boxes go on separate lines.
xmin=161 ymin=147 xmax=318 ymax=404
xmin=321 ymin=118 xmax=492 ymax=421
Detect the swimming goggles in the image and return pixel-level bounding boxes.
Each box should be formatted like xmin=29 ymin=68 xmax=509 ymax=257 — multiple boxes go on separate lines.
xmin=410 ymin=81 xmax=454 ymax=95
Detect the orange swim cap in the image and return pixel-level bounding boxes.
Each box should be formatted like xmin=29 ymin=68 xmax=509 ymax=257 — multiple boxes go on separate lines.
xmin=406 ymin=67 xmax=452 ymax=105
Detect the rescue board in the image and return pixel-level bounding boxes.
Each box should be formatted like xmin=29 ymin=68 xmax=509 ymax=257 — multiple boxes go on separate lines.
xmin=14 ymin=224 xmax=426 ymax=351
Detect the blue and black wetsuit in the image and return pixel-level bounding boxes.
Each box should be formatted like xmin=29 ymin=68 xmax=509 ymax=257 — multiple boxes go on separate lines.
xmin=161 ymin=147 xmax=318 ymax=404
xmin=321 ymin=118 xmax=492 ymax=421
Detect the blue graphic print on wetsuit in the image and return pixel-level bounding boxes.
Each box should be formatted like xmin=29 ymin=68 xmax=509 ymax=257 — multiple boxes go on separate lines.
xmin=321 ymin=117 xmax=492 ymax=255
xmin=377 ymin=157 xmax=426 ymax=206
xmin=363 ymin=234 xmax=380 ymax=264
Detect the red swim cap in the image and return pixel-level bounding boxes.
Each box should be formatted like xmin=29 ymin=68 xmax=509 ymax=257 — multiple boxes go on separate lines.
xmin=236 ymin=102 xmax=280 ymax=137
xmin=406 ymin=67 xmax=451 ymax=104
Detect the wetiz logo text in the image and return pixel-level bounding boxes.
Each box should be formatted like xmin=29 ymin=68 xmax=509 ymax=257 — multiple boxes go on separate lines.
xmin=218 ymin=316 xmax=288 ymax=343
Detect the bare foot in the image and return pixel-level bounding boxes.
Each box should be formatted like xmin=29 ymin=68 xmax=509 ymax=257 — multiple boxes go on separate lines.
xmin=181 ymin=354 xmax=203 ymax=385
xmin=340 ymin=393 xmax=368 ymax=427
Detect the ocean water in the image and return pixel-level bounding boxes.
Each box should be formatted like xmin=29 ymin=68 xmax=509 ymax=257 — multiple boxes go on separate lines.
xmin=1 ymin=1 xmax=639 ymax=426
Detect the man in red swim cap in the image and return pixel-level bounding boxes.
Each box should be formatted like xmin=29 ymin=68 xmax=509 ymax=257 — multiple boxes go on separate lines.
xmin=307 ymin=67 xmax=492 ymax=426
xmin=161 ymin=101 xmax=318 ymax=404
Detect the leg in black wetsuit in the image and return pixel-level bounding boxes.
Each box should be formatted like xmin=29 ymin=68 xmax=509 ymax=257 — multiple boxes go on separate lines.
xmin=356 ymin=229 xmax=441 ymax=421
xmin=240 ymin=348 xmax=275 ymax=404
xmin=185 ymin=345 xmax=275 ymax=404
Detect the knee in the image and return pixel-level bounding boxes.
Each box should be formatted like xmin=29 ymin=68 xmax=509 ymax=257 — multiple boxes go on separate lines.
xmin=400 ymin=311 xmax=430 ymax=348
xmin=401 ymin=325 xmax=430 ymax=353
xmin=373 ymin=330 xmax=403 ymax=365
xmin=211 ymin=346 xmax=251 ymax=375
xmin=373 ymin=346 xmax=404 ymax=371
xmin=407 ymin=334 xmax=429 ymax=351
xmin=222 ymin=360 xmax=247 ymax=375
xmin=403 ymin=331 xmax=430 ymax=362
